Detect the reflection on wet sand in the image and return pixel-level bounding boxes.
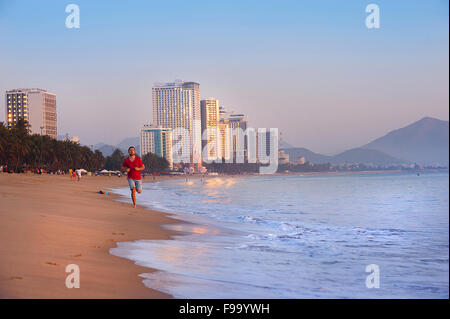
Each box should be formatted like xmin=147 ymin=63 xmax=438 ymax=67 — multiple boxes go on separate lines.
xmin=167 ymin=223 xmax=222 ymax=236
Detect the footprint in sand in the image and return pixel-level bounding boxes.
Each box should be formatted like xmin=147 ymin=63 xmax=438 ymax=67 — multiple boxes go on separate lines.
xmin=73 ymin=254 xmax=83 ymax=258
xmin=45 ymin=262 xmax=59 ymax=266
xmin=10 ymin=276 xmax=23 ymax=280
xmin=112 ymin=232 xmax=125 ymax=235
xmin=106 ymin=239 xmax=116 ymax=243
xmin=89 ymin=245 xmax=102 ymax=249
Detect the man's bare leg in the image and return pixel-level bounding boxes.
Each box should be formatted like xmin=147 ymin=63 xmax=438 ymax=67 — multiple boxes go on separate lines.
xmin=135 ymin=189 xmax=142 ymax=207
xmin=131 ymin=188 xmax=136 ymax=208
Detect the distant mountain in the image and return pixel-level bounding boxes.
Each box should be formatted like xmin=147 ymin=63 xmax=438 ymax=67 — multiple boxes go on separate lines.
xmin=279 ymin=140 xmax=295 ymax=149
xmin=117 ymin=137 xmax=140 ymax=155
xmin=93 ymin=137 xmax=140 ymax=157
xmin=284 ymin=147 xmax=332 ymax=164
xmin=330 ymin=148 xmax=405 ymax=166
xmin=284 ymin=147 xmax=405 ymax=166
xmin=94 ymin=143 xmax=116 ymax=157
xmin=362 ymin=117 xmax=449 ymax=166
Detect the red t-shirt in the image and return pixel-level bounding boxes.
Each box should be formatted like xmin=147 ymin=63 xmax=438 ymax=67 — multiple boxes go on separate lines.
xmin=122 ymin=156 xmax=144 ymax=180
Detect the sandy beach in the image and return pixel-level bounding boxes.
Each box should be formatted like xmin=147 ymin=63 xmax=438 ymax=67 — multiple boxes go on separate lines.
xmin=1 ymin=169 xmax=440 ymax=299
xmin=0 ymin=170 xmax=355 ymax=299
xmin=0 ymin=172 xmax=182 ymax=298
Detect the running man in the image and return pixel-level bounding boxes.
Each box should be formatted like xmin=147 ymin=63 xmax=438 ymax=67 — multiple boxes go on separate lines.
xmin=121 ymin=146 xmax=145 ymax=208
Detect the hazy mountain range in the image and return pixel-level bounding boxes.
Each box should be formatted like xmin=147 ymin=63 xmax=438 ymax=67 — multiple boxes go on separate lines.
xmin=361 ymin=117 xmax=448 ymax=166
xmin=93 ymin=137 xmax=140 ymax=157
xmin=92 ymin=117 xmax=448 ymax=166
xmin=284 ymin=117 xmax=448 ymax=166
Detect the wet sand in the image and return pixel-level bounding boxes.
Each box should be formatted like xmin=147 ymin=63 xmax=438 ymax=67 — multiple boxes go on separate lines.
xmin=0 ymin=169 xmax=422 ymax=298
xmin=0 ymin=173 xmax=181 ymax=298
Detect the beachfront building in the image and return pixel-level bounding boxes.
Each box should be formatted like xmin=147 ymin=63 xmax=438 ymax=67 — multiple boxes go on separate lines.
xmin=152 ymin=80 xmax=201 ymax=167
xmin=140 ymin=124 xmax=173 ymax=169
xmin=5 ymin=88 xmax=57 ymax=139
xmin=200 ymin=98 xmax=220 ymax=162
xmin=219 ymin=106 xmax=249 ymax=163
xmin=228 ymin=113 xmax=248 ymax=163
xmin=218 ymin=119 xmax=231 ymax=161
xmin=256 ymin=128 xmax=278 ymax=164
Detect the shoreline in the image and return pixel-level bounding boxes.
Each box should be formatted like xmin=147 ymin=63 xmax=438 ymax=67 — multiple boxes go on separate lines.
xmin=0 ymin=173 xmax=189 ymax=298
xmin=108 ymin=169 xmax=449 ymax=298
xmin=1 ymin=169 xmax=446 ymax=298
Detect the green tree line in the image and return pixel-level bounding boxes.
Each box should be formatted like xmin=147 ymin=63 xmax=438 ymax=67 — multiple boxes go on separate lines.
xmin=1 ymin=120 xmax=170 ymax=173
xmin=0 ymin=120 xmax=104 ymax=172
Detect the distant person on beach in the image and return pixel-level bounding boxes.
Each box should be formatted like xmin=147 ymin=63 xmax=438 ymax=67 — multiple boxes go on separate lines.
xmin=76 ymin=169 xmax=81 ymax=181
xmin=121 ymin=146 xmax=145 ymax=208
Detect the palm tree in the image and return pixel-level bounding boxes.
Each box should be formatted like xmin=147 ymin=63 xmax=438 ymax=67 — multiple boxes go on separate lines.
xmin=93 ymin=150 xmax=105 ymax=171
xmin=0 ymin=122 xmax=9 ymax=163
xmin=104 ymin=149 xmax=125 ymax=170
xmin=1 ymin=120 xmax=107 ymax=173
xmin=9 ymin=119 xmax=31 ymax=171
xmin=142 ymin=152 xmax=169 ymax=173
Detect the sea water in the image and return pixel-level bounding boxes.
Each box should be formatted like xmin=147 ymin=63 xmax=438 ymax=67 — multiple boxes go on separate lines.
xmin=110 ymin=171 xmax=449 ymax=298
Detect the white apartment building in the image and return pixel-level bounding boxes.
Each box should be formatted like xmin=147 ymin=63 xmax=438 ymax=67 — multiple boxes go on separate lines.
xmin=5 ymin=88 xmax=57 ymax=138
xmin=152 ymin=80 xmax=201 ymax=165
xmin=140 ymin=124 xmax=173 ymax=169
xmin=201 ymin=97 xmax=220 ymax=162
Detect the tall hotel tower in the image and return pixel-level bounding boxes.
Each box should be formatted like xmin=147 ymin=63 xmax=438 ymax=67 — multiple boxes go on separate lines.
xmin=228 ymin=112 xmax=248 ymax=162
xmin=218 ymin=106 xmax=249 ymax=162
xmin=200 ymin=98 xmax=220 ymax=162
xmin=5 ymin=88 xmax=57 ymax=139
xmin=140 ymin=124 xmax=173 ymax=169
xmin=152 ymin=80 xmax=202 ymax=165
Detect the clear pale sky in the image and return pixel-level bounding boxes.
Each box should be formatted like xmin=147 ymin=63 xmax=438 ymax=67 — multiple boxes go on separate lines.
xmin=0 ymin=0 xmax=448 ymax=155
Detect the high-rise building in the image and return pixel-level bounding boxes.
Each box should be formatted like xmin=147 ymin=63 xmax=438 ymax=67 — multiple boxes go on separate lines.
xmin=256 ymin=128 xmax=278 ymax=164
xmin=219 ymin=106 xmax=249 ymax=163
xmin=201 ymin=98 xmax=220 ymax=162
xmin=218 ymin=119 xmax=231 ymax=161
xmin=140 ymin=124 xmax=173 ymax=169
xmin=228 ymin=113 xmax=248 ymax=130
xmin=5 ymin=88 xmax=57 ymax=138
xmin=219 ymin=105 xmax=228 ymax=121
xmin=228 ymin=113 xmax=248 ymax=163
xmin=152 ymin=80 xmax=201 ymax=166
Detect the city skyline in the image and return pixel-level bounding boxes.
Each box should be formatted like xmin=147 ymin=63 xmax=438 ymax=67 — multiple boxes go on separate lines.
xmin=0 ymin=0 xmax=448 ymax=155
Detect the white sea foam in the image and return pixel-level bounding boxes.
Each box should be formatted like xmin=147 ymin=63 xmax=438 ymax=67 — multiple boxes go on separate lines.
xmin=110 ymin=172 xmax=449 ymax=298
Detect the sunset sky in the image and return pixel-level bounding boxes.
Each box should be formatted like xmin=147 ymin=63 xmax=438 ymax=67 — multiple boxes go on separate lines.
xmin=0 ymin=0 xmax=448 ymax=155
